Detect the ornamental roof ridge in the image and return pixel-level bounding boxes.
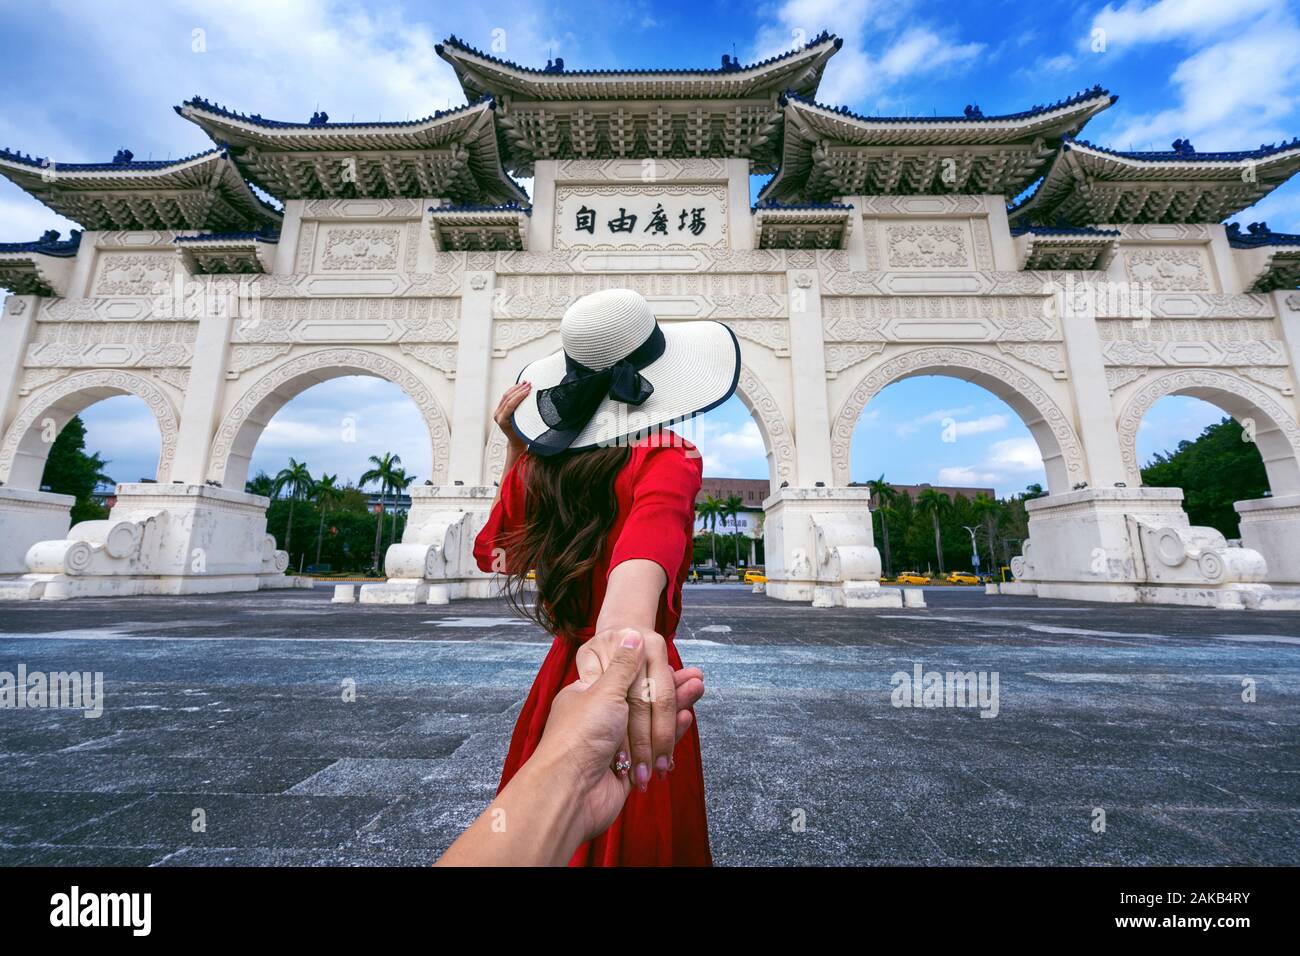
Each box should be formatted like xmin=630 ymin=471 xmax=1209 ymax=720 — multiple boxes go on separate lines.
xmin=435 ymin=30 xmax=840 ymax=77
xmin=174 ymin=92 xmax=495 ymax=130
xmin=173 ymin=230 xmax=281 ymax=243
xmin=778 ymin=84 xmax=1115 ymax=124
xmin=431 ymin=202 xmax=532 ymax=215
xmin=1066 ymin=136 xmax=1300 ymax=162
xmin=0 ymin=230 xmax=83 ymax=257
xmin=752 ymin=200 xmax=854 ymax=212
xmin=1009 ymin=225 xmax=1121 ymax=237
xmin=0 ymin=144 xmax=223 ymax=171
xmin=1226 ymin=221 xmax=1300 ymax=248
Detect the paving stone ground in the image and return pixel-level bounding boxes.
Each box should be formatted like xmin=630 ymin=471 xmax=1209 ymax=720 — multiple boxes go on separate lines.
xmin=0 ymin=585 xmax=1296 ymax=866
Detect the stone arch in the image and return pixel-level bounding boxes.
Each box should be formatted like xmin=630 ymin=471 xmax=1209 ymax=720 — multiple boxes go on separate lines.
xmin=735 ymin=365 xmax=796 ymax=492
xmin=479 ymin=364 xmax=797 ymax=493
xmin=0 ymin=370 xmax=178 ymax=490
xmin=207 ymin=348 xmax=452 ymax=489
xmin=1117 ymin=368 xmax=1300 ymax=496
xmin=830 ymin=346 xmax=1086 ymax=494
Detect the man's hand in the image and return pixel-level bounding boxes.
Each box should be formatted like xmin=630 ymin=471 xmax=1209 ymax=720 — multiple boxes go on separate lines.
xmin=575 ymin=627 xmax=704 ymax=793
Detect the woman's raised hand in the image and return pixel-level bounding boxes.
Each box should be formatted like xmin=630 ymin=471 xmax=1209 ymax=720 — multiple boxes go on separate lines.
xmin=576 ymin=626 xmax=704 ymax=793
xmin=493 ymin=381 xmax=531 ymax=450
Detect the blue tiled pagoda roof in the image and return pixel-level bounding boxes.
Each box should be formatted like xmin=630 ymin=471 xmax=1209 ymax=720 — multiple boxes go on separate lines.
xmin=1067 ymin=136 xmax=1300 ymax=162
xmin=1226 ymin=222 xmax=1300 ymax=248
xmin=435 ymin=30 xmax=840 ymax=77
xmin=0 ymin=145 xmax=222 ymax=171
xmin=175 ymin=93 xmax=496 ymax=130
xmin=778 ymin=85 xmax=1115 ymax=124
xmin=0 ymin=230 xmax=83 ymax=257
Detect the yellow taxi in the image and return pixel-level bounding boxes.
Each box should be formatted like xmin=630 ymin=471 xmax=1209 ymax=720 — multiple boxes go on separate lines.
xmin=895 ymin=572 xmax=930 ymax=585
xmin=743 ymin=569 xmax=767 ymax=584
xmin=945 ymin=571 xmax=981 ymax=585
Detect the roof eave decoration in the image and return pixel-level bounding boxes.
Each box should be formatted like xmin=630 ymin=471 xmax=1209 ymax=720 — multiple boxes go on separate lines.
xmin=435 ymin=32 xmax=842 ymax=102
xmin=1010 ymin=226 xmax=1120 ymax=271
xmin=760 ymin=86 xmax=1115 ymax=203
xmin=0 ymin=148 xmax=281 ymax=233
xmin=1010 ymin=138 xmax=1300 ymax=227
xmin=752 ymin=201 xmax=853 ymax=250
xmin=1226 ymin=222 xmax=1300 ymax=292
xmin=174 ymin=230 xmax=279 ymax=275
xmin=175 ymin=96 xmax=528 ymax=206
xmin=0 ymin=231 xmax=83 ymax=296
xmin=428 ymin=202 xmax=531 ymax=251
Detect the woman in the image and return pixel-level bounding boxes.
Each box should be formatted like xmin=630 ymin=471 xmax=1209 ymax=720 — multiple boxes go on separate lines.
xmin=473 ymin=287 xmax=740 ymax=866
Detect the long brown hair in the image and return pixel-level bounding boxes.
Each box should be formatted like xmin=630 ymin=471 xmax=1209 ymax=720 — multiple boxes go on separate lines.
xmin=501 ymin=444 xmax=631 ymax=639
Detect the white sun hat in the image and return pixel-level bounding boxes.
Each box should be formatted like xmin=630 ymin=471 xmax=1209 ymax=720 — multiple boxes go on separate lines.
xmin=511 ymin=288 xmax=740 ymax=456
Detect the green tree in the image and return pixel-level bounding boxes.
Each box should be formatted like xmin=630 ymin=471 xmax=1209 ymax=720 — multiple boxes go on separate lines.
xmin=387 ymin=467 xmax=415 ymax=547
xmin=272 ymin=458 xmax=314 ymax=561
xmin=245 ymin=470 xmax=275 ymax=497
xmin=694 ymin=495 xmax=722 ymax=568
xmin=722 ymin=493 xmax=744 ymax=567
xmin=39 ymin=415 xmax=113 ymax=524
xmin=1141 ymin=417 xmax=1268 ymax=538
xmin=312 ymin=473 xmax=342 ymax=568
xmin=916 ymin=487 xmax=952 ymax=574
xmin=360 ymin=452 xmax=402 ymax=573
xmin=866 ymin=474 xmax=899 ymax=578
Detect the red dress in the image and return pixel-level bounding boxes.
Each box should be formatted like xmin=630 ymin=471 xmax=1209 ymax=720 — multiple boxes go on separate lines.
xmin=472 ymin=430 xmax=712 ymax=866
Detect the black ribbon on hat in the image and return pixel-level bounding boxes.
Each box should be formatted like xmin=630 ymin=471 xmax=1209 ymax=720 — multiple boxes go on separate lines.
xmin=527 ymin=324 xmax=665 ymax=456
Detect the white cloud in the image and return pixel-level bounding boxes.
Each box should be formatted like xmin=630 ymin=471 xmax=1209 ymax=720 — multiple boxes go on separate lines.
xmin=985 ymin=437 xmax=1044 ymax=473
xmin=937 ymin=466 xmax=998 ymax=485
xmin=1091 ymin=2 xmax=1300 ymax=151
xmin=750 ymin=1 xmax=982 ymax=106
xmin=690 ymin=418 xmax=767 ymax=476
xmin=894 ymin=406 xmax=1008 ymax=438
xmin=1087 ymin=0 xmax=1280 ymax=51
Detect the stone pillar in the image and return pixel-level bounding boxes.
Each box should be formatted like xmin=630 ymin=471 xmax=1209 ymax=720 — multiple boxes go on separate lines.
xmin=169 ymin=277 xmax=237 ymax=484
xmin=726 ymin=159 xmax=753 ymax=251
xmin=446 ymin=269 xmax=496 ymax=486
xmin=528 ymin=161 xmax=557 ymax=252
xmin=1235 ymin=495 xmax=1300 ymax=586
xmin=0 ymin=294 xmax=39 ymax=434
xmin=1055 ymin=287 xmax=1127 ymax=488
xmin=785 ymin=268 xmax=833 ymax=487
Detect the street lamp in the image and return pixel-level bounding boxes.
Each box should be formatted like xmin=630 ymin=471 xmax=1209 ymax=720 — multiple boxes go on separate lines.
xmin=961 ymin=525 xmax=981 ymax=574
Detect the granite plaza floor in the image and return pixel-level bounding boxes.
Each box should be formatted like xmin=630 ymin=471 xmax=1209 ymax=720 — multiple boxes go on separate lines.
xmin=0 ymin=584 xmax=1296 ymax=866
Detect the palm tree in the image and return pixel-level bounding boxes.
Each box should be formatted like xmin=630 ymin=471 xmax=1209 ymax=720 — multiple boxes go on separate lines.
xmin=359 ymin=452 xmax=402 ymax=574
xmin=1023 ymin=482 xmax=1047 ymax=500
xmin=916 ymin=487 xmax=951 ymax=575
xmin=866 ymin=474 xmax=899 ymax=578
xmin=312 ymin=473 xmax=342 ymax=568
xmin=722 ymin=494 xmax=744 ymax=569
xmin=387 ymin=467 xmax=415 ymax=546
xmin=694 ymin=496 xmax=722 ymax=568
xmin=971 ymin=492 xmax=999 ymax=573
xmin=271 ymin=458 xmax=314 ymax=561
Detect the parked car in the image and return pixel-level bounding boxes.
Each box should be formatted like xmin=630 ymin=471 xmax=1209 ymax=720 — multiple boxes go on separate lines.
xmin=690 ymin=565 xmax=720 ymax=582
xmin=895 ymin=572 xmax=930 ymax=585
xmin=743 ymin=569 xmax=767 ymax=584
xmin=945 ymin=571 xmax=981 ymax=585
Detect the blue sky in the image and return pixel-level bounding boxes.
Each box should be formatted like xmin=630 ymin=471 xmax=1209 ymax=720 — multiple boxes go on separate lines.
xmin=2 ymin=0 xmax=1295 ymax=494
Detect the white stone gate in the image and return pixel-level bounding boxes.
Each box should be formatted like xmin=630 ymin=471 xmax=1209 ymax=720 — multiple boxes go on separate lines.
xmin=1 ymin=32 xmax=1298 ymax=606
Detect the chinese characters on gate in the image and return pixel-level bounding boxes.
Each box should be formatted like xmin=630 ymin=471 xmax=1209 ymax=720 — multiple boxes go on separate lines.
xmin=575 ymin=203 xmax=708 ymax=237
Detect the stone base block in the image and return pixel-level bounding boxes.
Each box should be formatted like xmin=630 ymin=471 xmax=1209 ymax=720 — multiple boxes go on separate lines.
xmin=1235 ymin=494 xmax=1300 ymax=586
xmin=1010 ymin=487 xmax=1272 ymax=609
xmin=0 ymin=488 xmax=73 ymax=574
xmin=842 ymin=580 xmax=904 ymax=608
xmin=902 ymin=588 xmax=927 ymax=608
xmin=358 ymin=579 xmax=427 ymax=604
xmin=331 ymin=584 xmax=357 ymax=603
xmin=762 ymin=486 xmax=882 ymax=605
xmin=0 ymin=483 xmax=293 ymax=601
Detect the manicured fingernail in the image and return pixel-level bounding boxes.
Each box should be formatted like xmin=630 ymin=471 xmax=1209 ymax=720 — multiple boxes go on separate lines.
xmin=635 ymin=763 xmax=650 ymax=791
xmin=621 ymin=632 xmax=642 ymax=649
xmin=655 ymin=755 xmax=669 ymax=780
